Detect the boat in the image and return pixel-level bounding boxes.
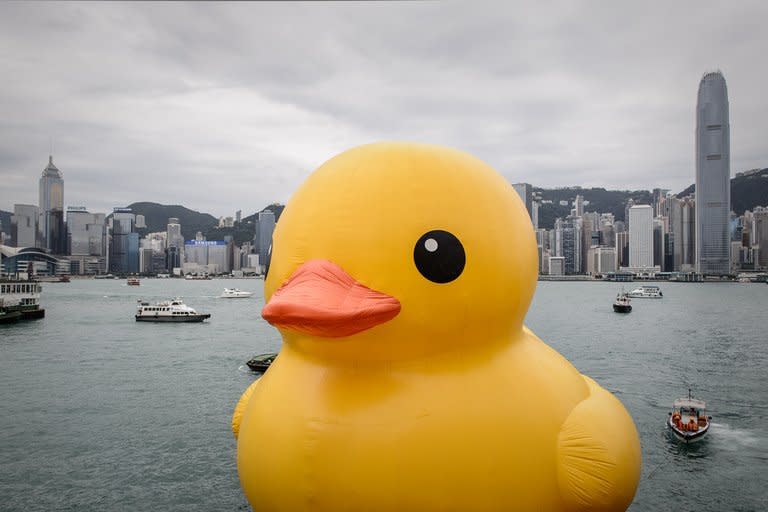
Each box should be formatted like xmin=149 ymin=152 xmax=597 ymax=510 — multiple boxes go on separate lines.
xmin=34 ymin=274 xmax=70 ymax=283
xmin=220 ymin=288 xmax=253 ymax=298
xmin=185 ymin=273 xmax=212 ymax=280
xmin=626 ymin=285 xmax=663 ymax=298
xmin=246 ymin=352 xmax=278 ymax=372
xmin=94 ymin=274 xmax=116 ymax=279
xmin=612 ymin=291 xmax=632 ymax=313
xmin=668 ymin=389 xmax=711 ymax=443
xmin=0 ymin=308 xmax=22 ymax=324
xmin=127 ymin=277 xmax=140 ymax=286
xmin=0 ymin=279 xmax=45 ymax=320
xmin=135 ymin=298 xmax=211 ymax=322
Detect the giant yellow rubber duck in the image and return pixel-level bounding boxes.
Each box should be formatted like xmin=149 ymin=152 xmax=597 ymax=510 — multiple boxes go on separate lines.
xmin=233 ymin=142 xmax=641 ymax=511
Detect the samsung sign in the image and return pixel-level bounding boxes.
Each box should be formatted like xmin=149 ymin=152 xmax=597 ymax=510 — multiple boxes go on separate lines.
xmin=185 ymin=240 xmax=226 ymax=246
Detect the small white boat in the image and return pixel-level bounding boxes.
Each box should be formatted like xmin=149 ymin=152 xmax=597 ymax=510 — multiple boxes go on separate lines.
xmin=220 ymin=288 xmax=253 ymax=298
xmin=627 ymin=285 xmax=663 ymax=298
xmin=668 ymin=389 xmax=711 ymax=443
xmin=135 ymin=298 xmax=211 ymax=322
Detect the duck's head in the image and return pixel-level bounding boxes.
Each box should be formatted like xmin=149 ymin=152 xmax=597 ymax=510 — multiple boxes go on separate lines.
xmin=262 ymin=142 xmax=538 ymax=363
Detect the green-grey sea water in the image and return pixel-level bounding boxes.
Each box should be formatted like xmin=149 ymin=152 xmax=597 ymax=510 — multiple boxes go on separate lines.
xmin=1 ymin=278 xmax=766 ymax=511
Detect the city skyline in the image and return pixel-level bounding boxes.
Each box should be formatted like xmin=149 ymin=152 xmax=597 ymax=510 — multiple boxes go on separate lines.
xmin=1 ymin=2 xmax=767 ymax=217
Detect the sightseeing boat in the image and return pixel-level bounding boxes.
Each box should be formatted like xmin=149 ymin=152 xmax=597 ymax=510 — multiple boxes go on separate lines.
xmin=668 ymin=389 xmax=711 ymax=443
xmin=626 ymin=285 xmax=663 ymax=298
xmin=612 ymin=291 xmax=632 ymax=313
xmin=0 ymin=279 xmax=45 ymax=320
xmin=246 ymin=352 xmax=278 ymax=372
xmin=127 ymin=277 xmax=140 ymax=286
xmin=220 ymin=288 xmax=253 ymax=298
xmin=135 ymin=298 xmax=211 ymax=323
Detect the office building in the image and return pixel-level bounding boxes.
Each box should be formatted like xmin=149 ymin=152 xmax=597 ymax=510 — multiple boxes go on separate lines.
xmin=109 ymin=208 xmax=138 ymax=274
xmin=512 ymin=183 xmax=535 ymax=227
xmin=11 ymin=204 xmax=39 ymax=248
xmin=754 ymin=207 xmax=768 ymax=268
xmin=183 ymin=240 xmax=229 ymax=274
xmin=548 ymin=256 xmax=565 ymax=276
xmin=629 ymin=205 xmax=654 ymax=268
xmin=39 ymin=155 xmax=65 ymax=254
xmin=695 ymin=71 xmax=731 ymax=274
xmin=258 ymin=210 xmax=276 ymax=272
xmin=66 ymin=206 xmax=107 ymax=274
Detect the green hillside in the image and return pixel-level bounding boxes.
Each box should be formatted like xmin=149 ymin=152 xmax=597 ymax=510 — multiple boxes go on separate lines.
xmin=535 ymin=187 xmax=653 ymax=229
xmin=117 ymin=202 xmax=218 ymax=240
xmin=677 ymin=167 xmax=768 ymax=215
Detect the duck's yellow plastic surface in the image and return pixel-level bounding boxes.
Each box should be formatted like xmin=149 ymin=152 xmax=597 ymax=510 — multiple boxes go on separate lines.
xmin=234 ymin=142 xmax=641 ymax=511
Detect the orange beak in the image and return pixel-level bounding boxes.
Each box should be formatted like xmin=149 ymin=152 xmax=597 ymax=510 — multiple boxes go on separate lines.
xmin=261 ymin=260 xmax=401 ymax=338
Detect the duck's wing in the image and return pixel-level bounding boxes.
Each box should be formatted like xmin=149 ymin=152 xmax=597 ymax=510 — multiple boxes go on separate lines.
xmin=556 ymin=376 xmax=641 ymax=511
xmin=232 ymin=379 xmax=261 ymax=439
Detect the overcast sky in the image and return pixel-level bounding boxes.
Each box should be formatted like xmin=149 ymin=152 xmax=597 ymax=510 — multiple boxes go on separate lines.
xmin=1 ymin=2 xmax=766 ymax=218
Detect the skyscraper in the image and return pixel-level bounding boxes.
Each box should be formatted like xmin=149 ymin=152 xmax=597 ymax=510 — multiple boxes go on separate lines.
xmin=512 ymin=183 xmax=536 ymax=228
xmin=258 ymin=210 xmax=276 ymax=272
xmin=109 ymin=208 xmax=138 ymax=274
xmin=695 ymin=71 xmax=730 ymax=275
xmin=628 ymin=205 xmax=653 ymax=269
xmin=66 ymin=206 xmax=107 ymax=274
xmin=39 ymin=155 xmax=65 ymax=253
xmin=11 ymin=204 xmax=39 ymax=248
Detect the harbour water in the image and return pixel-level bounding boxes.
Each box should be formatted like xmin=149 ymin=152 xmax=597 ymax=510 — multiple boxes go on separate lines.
xmin=1 ymin=279 xmax=766 ymax=511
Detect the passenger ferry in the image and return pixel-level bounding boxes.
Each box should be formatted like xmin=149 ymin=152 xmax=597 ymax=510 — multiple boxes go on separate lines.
xmin=626 ymin=285 xmax=663 ymax=299
xmin=135 ymin=298 xmax=211 ymax=323
xmin=0 ymin=279 xmax=45 ymax=320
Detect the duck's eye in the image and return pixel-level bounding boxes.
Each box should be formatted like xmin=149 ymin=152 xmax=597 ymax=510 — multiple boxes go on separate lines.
xmin=413 ymin=230 xmax=465 ymax=283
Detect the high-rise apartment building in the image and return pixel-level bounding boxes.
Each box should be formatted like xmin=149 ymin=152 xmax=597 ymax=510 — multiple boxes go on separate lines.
xmin=39 ymin=155 xmax=65 ymax=254
xmin=628 ymin=205 xmax=653 ymax=268
xmin=695 ymin=71 xmax=731 ymax=275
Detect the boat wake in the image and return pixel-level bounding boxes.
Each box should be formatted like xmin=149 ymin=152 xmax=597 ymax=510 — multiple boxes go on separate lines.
xmin=709 ymin=422 xmax=763 ymax=449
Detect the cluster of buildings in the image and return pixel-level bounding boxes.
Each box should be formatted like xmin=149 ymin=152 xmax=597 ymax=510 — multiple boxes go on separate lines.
xmin=0 ymin=160 xmax=275 ymax=277
xmin=514 ymin=71 xmax=768 ymax=279
xmin=2 ymin=72 xmax=766 ymax=280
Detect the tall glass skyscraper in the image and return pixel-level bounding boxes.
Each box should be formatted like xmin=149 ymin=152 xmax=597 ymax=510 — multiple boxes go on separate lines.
xmin=39 ymin=155 xmax=65 ymax=254
xmin=695 ymin=71 xmax=730 ymax=275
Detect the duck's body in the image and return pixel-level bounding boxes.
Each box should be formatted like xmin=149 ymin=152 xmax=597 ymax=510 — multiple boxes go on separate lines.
xmin=234 ymin=142 xmax=640 ymax=511
xmin=238 ymin=330 xmax=638 ymax=511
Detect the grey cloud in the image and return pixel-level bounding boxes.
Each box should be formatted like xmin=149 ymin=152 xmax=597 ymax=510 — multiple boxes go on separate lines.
xmin=1 ymin=1 xmax=767 ymax=218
